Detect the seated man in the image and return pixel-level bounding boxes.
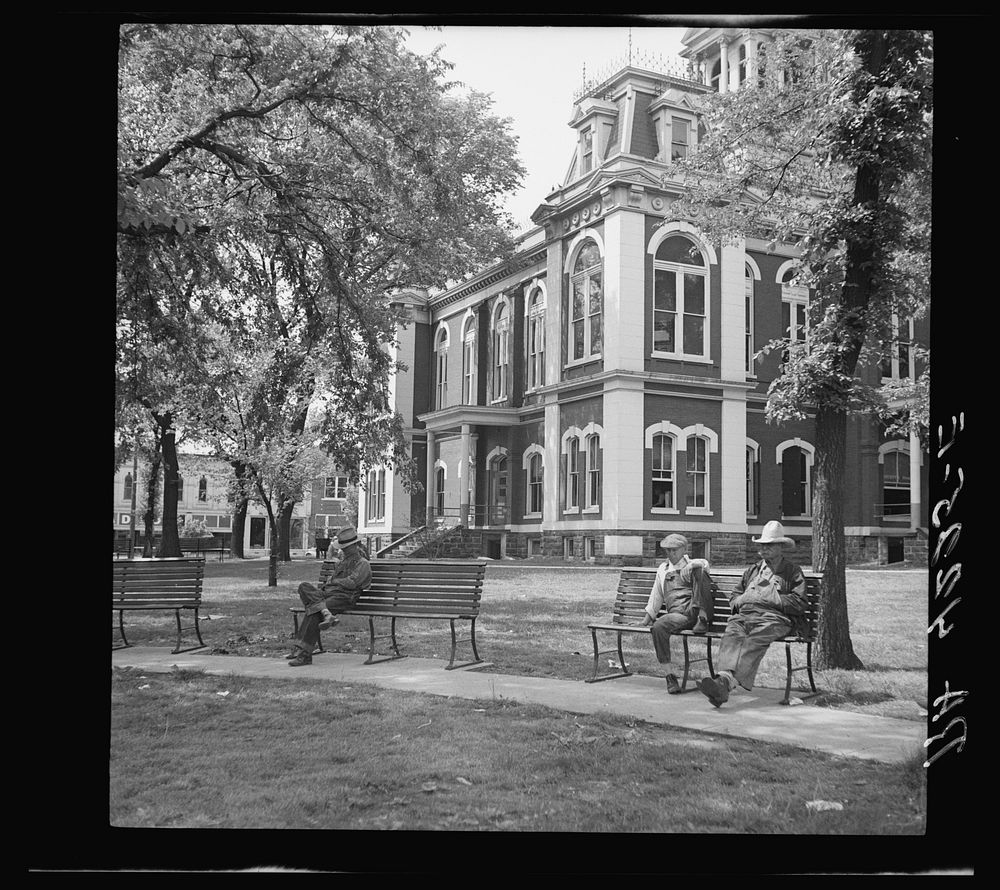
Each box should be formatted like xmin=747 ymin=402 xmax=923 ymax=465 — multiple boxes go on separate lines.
xmin=635 ymin=533 xmax=713 ymax=694
xmin=698 ymin=520 xmax=807 ymax=707
xmin=287 ymin=526 xmax=372 ymax=667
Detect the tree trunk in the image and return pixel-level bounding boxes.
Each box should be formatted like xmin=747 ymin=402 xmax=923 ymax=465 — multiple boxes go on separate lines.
xmin=141 ymin=450 xmax=161 ymax=558
xmin=267 ymin=515 xmax=279 ymax=586
xmin=812 ymin=405 xmax=864 ymax=670
xmin=157 ymin=414 xmax=182 ymax=557
xmin=230 ymin=460 xmax=249 ymax=559
xmin=278 ymin=499 xmax=294 ymax=562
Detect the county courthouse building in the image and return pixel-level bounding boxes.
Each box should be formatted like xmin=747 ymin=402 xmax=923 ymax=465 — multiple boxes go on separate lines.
xmin=357 ymin=27 xmax=929 ymax=566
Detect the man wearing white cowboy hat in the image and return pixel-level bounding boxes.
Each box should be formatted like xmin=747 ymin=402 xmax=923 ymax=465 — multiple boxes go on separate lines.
xmin=635 ymin=533 xmax=714 ymax=694
xmin=287 ymin=526 xmax=372 ymax=667
xmin=698 ymin=520 xmax=808 ymax=707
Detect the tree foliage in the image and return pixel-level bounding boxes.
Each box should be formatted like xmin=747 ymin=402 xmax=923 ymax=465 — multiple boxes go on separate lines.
xmin=116 ymin=23 xmax=525 ymax=565
xmin=668 ymin=29 xmax=933 ymax=668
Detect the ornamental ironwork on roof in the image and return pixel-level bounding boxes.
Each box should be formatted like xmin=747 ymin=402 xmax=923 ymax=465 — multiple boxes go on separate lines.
xmin=573 ymin=51 xmax=702 ymax=102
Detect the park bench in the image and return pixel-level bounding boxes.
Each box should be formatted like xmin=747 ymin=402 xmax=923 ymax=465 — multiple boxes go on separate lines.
xmin=179 ymin=539 xmax=228 ymax=562
xmin=586 ymin=566 xmax=821 ymax=705
xmin=290 ymin=559 xmax=486 ymax=670
xmin=112 ymin=557 xmax=207 ymax=654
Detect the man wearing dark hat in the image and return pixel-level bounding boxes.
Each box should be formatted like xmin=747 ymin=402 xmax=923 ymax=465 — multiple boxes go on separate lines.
xmin=635 ymin=533 xmax=714 ymax=694
xmin=287 ymin=526 xmax=372 ymax=667
xmin=698 ymin=520 xmax=808 ymax=707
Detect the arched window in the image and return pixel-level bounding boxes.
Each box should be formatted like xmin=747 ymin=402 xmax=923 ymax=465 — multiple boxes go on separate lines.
xmin=488 ymin=453 xmax=509 ymax=524
xmin=651 ymin=433 xmax=676 ymax=509
xmin=880 ymin=314 xmax=914 ymax=381
xmin=198 ymin=476 xmax=208 ymax=502
xmin=526 ymin=287 xmax=546 ymax=391
xmin=745 ymin=263 xmax=755 ymax=374
xmin=585 ymin=433 xmax=602 ymax=509
xmin=746 ymin=444 xmax=760 ymax=517
xmin=527 ymin=452 xmax=544 ymax=516
xmin=435 ymin=466 xmax=446 ymax=517
xmin=653 ymin=235 xmax=708 ymax=358
xmin=570 ymin=242 xmax=603 ymax=362
xmin=565 ymin=435 xmax=580 ymax=510
xmin=123 ymin=473 xmax=133 ymax=502
xmin=779 ymin=265 xmax=808 ymax=367
xmin=462 ymin=315 xmax=477 ymax=404
xmin=492 ymin=301 xmax=510 ymax=401
xmin=685 ymin=435 xmax=709 ymax=509
xmin=881 ymin=446 xmax=911 ymax=517
xmin=434 ymin=326 xmax=449 ymax=410
xmin=778 ymin=441 xmax=813 ymax=517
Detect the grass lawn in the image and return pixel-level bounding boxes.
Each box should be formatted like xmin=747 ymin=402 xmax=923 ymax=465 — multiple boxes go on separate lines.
xmin=110 ymin=665 xmax=926 ymax=834
xmin=115 ymin=558 xmax=928 ymax=721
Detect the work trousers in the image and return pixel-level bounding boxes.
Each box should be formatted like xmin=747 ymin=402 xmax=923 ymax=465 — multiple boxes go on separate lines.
xmin=650 ymin=611 xmax=697 ymax=666
xmin=715 ymin=611 xmax=792 ymax=691
xmin=294 ymin=582 xmax=360 ymax=650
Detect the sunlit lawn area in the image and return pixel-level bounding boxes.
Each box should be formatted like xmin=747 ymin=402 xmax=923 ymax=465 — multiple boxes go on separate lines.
xmin=111 ymin=558 xmax=928 ymax=834
xmin=115 ymin=558 xmax=928 ymax=721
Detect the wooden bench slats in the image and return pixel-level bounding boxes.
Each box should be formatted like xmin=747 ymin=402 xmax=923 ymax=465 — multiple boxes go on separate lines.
xmin=295 ymin=559 xmax=486 ymax=669
xmin=112 ymin=557 xmax=207 ymax=654
xmin=587 ymin=566 xmax=822 ymax=703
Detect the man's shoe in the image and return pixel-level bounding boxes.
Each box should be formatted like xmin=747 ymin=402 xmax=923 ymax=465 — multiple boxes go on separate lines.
xmin=318 ymin=612 xmax=340 ymax=631
xmin=698 ymin=676 xmax=729 ymax=708
xmin=665 ymin=674 xmax=682 ymax=695
xmin=692 ymin=617 xmax=711 ymax=633
xmin=287 ymin=654 xmax=313 ymax=667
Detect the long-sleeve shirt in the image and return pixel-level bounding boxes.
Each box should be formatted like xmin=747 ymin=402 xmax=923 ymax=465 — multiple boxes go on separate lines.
xmin=730 ymin=557 xmax=807 ymax=633
xmin=321 ymin=550 xmax=372 ymax=596
xmin=644 ymin=556 xmax=710 ymax=620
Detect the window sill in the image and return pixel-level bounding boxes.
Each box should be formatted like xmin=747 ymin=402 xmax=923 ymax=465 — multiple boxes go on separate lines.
xmin=780 ymin=515 xmax=812 ymax=521
xmin=523 ymin=513 xmax=542 ymax=520
xmin=564 ymin=355 xmax=602 ymax=369
xmin=685 ymin=508 xmax=713 ymax=516
xmin=651 ymin=507 xmax=680 ymax=515
xmin=582 ymin=506 xmax=601 ymax=514
xmin=489 ymin=398 xmax=508 ymax=406
xmin=563 ymin=508 xmax=580 ymax=516
xmin=651 ymin=352 xmax=713 ymax=365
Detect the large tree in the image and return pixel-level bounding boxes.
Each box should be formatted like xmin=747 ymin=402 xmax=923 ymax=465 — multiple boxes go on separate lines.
xmin=117 ymin=23 xmax=525 ymax=563
xmin=670 ymin=29 xmax=932 ymax=668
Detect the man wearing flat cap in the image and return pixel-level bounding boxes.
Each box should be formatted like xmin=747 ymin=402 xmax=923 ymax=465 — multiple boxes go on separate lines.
xmin=287 ymin=526 xmax=372 ymax=667
xmin=636 ymin=533 xmax=714 ymax=694
xmin=698 ymin=520 xmax=808 ymax=707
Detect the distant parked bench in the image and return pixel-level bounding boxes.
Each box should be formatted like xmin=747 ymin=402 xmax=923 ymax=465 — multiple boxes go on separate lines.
xmin=586 ymin=567 xmax=821 ymax=704
xmin=113 ymin=557 xmax=207 ymax=654
xmin=179 ymin=539 xmax=227 ymax=562
xmin=290 ymin=559 xmax=486 ymax=670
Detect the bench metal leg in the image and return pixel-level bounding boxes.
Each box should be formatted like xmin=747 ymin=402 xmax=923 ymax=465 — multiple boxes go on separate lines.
xmin=585 ymin=629 xmax=634 ymax=683
xmin=362 ymin=616 xmax=407 ymax=666
xmin=114 ymin=610 xmax=131 ymax=650
xmin=781 ymin=642 xmax=822 ymax=705
xmin=171 ymin=608 xmax=208 ymax=655
xmin=444 ymin=617 xmax=485 ymax=671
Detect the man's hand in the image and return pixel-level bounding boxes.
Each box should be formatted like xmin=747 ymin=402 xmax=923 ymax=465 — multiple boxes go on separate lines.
xmin=635 ymin=614 xmax=654 ymax=627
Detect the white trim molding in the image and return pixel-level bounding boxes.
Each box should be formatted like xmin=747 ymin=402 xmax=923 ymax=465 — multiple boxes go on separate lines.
xmin=521 ymin=443 xmax=545 ymax=470
xmin=563 ymin=228 xmax=606 ymax=274
xmin=878 ymin=439 xmax=923 ymax=466
xmin=433 ymin=458 xmax=448 ymax=479
xmin=679 ymin=423 xmax=719 ymax=453
xmin=644 ymin=420 xmax=685 ymax=448
xmin=647 ymin=221 xmax=718 ymax=265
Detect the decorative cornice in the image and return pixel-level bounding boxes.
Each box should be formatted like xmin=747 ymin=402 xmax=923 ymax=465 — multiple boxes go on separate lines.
xmin=427 ymin=248 xmax=548 ymax=311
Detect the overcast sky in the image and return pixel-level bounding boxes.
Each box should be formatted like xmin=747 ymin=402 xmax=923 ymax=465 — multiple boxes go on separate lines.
xmin=402 ymin=25 xmax=688 ymax=228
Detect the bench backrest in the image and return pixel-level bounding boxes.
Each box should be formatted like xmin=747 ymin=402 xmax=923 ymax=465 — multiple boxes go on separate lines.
xmin=613 ymin=566 xmax=822 ymax=640
xmin=112 ymin=557 xmax=206 ymax=606
xmin=318 ymin=559 xmax=486 ymax=617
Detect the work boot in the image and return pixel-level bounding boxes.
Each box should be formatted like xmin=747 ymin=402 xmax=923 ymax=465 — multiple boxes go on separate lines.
xmin=698 ymin=675 xmax=730 ymax=708
xmin=692 ymin=616 xmax=711 ymax=633
xmin=665 ymin=673 xmax=682 ymax=695
xmin=288 ymin=653 xmax=313 ymax=667
xmin=318 ymin=609 xmax=339 ymax=631
xmin=285 ymin=644 xmax=308 ymax=659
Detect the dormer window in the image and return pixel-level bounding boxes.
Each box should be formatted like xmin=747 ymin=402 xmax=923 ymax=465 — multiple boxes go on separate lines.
xmin=581 ymin=129 xmax=594 ymax=174
xmin=671 ymin=118 xmax=690 ymax=161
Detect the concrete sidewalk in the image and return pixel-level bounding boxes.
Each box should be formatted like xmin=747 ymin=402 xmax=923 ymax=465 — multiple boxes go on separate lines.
xmin=111 ymin=647 xmax=925 ymax=764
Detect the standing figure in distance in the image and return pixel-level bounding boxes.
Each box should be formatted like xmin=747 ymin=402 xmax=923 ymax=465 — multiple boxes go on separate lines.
xmin=636 ymin=533 xmax=713 ymax=694
xmin=287 ymin=526 xmax=372 ymax=667
xmin=698 ymin=520 xmax=807 ymax=707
